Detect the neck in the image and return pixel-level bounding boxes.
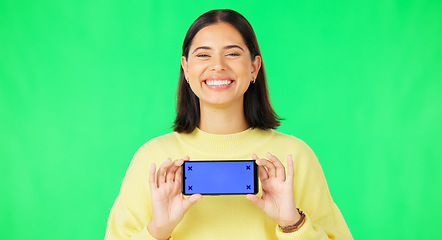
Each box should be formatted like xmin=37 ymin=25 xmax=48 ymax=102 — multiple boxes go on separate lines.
xmin=199 ymin=101 xmax=249 ymax=135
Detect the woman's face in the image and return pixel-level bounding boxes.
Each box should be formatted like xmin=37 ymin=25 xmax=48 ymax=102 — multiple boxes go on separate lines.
xmin=181 ymin=22 xmax=261 ymax=108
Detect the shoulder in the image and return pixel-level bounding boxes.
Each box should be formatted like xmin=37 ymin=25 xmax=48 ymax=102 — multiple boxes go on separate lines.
xmin=145 ymin=132 xmax=180 ymax=146
xmin=135 ymin=132 xmax=180 ymax=155
xmin=262 ymin=130 xmax=317 ymax=160
xmin=269 ymin=130 xmax=312 ymax=149
xmin=130 ymin=131 xmax=195 ymax=165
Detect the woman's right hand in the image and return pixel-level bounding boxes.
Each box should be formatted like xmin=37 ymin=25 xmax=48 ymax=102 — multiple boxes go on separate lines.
xmin=147 ymin=157 xmax=202 ymax=240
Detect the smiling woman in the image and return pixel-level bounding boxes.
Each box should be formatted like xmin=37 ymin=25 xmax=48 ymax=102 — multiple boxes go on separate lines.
xmin=181 ymin=22 xmax=262 ymax=134
xmin=174 ymin=9 xmax=280 ymax=134
xmin=105 ymin=9 xmax=353 ymax=240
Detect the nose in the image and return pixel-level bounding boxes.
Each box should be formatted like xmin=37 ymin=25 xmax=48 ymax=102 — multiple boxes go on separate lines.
xmin=210 ymin=54 xmax=226 ymax=72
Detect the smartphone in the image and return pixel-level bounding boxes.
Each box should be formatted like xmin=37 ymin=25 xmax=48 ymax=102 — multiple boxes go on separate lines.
xmin=182 ymin=160 xmax=259 ymax=195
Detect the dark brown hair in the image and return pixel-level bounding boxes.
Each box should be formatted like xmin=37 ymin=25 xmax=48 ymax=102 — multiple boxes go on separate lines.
xmin=173 ymin=9 xmax=280 ymax=133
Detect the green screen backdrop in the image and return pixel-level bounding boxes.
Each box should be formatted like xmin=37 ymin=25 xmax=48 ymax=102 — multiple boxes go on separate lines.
xmin=1 ymin=0 xmax=441 ymax=239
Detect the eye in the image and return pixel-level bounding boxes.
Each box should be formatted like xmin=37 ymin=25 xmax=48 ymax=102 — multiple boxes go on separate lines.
xmin=226 ymin=52 xmax=241 ymax=57
xmin=196 ymin=54 xmax=210 ymax=58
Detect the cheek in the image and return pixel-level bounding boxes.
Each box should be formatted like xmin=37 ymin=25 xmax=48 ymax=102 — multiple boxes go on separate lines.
xmin=233 ymin=61 xmax=252 ymax=76
xmin=188 ymin=63 xmax=206 ymax=77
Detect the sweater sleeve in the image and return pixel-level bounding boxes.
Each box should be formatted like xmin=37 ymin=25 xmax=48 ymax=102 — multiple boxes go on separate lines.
xmin=104 ymin=143 xmax=157 ymax=240
xmin=274 ymin=138 xmax=353 ymax=240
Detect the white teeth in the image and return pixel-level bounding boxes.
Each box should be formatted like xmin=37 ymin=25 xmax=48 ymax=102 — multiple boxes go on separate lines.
xmin=205 ymin=80 xmax=232 ymax=86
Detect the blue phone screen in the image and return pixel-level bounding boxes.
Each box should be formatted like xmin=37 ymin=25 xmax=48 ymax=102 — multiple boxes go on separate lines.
xmin=182 ymin=160 xmax=257 ymax=195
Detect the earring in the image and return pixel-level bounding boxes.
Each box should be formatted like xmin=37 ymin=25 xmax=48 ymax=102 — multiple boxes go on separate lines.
xmin=186 ymin=77 xmax=189 ymax=83
xmin=251 ymin=78 xmax=256 ymax=84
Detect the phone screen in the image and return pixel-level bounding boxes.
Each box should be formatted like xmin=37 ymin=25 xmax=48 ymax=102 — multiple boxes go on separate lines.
xmin=182 ymin=160 xmax=258 ymax=195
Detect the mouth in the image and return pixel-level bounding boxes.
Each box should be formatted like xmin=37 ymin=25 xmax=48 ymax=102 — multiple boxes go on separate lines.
xmin=204 ymin=80 xmax=234 ymax=86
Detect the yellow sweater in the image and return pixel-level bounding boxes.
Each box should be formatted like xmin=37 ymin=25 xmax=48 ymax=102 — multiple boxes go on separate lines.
xmin=105 ymin=128 xmax=352 ymax=240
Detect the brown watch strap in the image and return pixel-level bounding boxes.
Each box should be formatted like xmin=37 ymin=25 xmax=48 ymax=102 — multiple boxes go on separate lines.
xmin=279 ymin=208 xmax=306 ymax=233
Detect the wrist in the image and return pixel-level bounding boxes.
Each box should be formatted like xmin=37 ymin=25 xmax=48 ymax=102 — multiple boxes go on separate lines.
xmin=147 ymin=221 xmax=173 ymax=240
xmin=277 ymin=209 xmax=302 ymax=227
xmin=278 ymin=208 xmax=306 ymax=233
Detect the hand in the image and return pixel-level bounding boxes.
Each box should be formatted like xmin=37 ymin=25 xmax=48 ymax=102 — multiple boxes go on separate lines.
xmin=246 ymin=153 xmax=301 ymax=226
xmin=147 ymin=157 xmax=202 ymax=240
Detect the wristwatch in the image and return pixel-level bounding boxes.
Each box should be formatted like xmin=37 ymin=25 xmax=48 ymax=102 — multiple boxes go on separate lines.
xmin=279 ymin=208 xmax=306 ymax=233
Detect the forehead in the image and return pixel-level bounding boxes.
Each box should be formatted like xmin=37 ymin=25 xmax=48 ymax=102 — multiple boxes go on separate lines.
xmin=190 ymin=22 xmax=247 ymax=50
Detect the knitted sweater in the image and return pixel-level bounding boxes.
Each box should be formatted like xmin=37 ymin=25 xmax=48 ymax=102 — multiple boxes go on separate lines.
xmin=105 ymin=128 xmax=353 ymax=240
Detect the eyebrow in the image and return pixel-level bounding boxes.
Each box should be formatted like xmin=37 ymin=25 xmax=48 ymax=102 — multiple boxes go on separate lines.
xmin=191 ymin=45 xmax=245 ymax=54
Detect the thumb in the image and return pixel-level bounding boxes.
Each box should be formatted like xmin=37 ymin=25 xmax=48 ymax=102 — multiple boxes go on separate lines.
xmin=246 ymin=194 xmax=265 ymax=210
xmin=182 ymin=194 xmax=202 ymax=212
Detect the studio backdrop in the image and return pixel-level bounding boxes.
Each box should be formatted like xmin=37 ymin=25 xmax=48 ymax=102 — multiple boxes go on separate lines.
xmin=1 ymin=0 xmax=441 ymax=239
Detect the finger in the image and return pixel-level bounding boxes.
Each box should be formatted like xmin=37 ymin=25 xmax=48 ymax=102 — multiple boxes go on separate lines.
xmin=166 ymin=159 xmax=184 ymax=183
xmin=165 ymin=169 xmax=175 ymax=183
xmin=256 ymin=157 xmax=276 ymax=178
xmin=287 ymin=154 xmax=294 ymax=185
xmin=258 ymin=164 xmax=269 ymax=180
xmin=173 ymin=159 xmax=185 ymax=180
xmin=182 ymin=194 xmax=202 ymax=213
xmin=149 ymin=163 xmax=157 ymax=189
xmin=173 ymin=156 xmax=187 ymax=183
xmin=253 ymin=154 xmax=269 ymax=180
xmin=245 ymin=194 xmax=265 ymax=210
xmin=157 ymin=158 xmax=172 ymax=186
xmin=267 ymin=152 xmax=286 ymax=181
xmin=173 ymin=163 xmax=183 ymax=193
xmin=173 ymin=157 xmax=187 ymax=192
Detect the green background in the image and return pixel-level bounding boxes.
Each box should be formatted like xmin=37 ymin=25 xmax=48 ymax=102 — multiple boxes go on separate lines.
xmin=1 ymin=0 xmax=441 ymax=239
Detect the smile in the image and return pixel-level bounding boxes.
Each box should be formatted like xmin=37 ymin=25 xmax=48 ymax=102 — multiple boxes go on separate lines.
xmin=205 ymin=80 xmax=233 ymax=86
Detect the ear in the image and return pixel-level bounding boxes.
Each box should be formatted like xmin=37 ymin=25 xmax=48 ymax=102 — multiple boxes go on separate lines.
xmin=181 ymin=56 xmax=189 ymax=79
xmin=251 ymin=55 xmax=262 ymax=79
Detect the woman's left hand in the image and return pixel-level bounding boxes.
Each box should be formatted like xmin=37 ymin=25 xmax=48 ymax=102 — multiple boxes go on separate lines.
xmin=246 ymin=153 xmax=301 ymax=227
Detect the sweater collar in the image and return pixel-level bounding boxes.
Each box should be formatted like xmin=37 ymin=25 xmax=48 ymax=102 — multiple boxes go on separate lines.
xmin=176 ymin=127 xmax=273 ymax=157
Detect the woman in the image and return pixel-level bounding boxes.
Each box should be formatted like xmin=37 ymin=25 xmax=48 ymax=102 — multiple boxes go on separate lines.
xmin=105 ymin=9 xmax=352 ymax=240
